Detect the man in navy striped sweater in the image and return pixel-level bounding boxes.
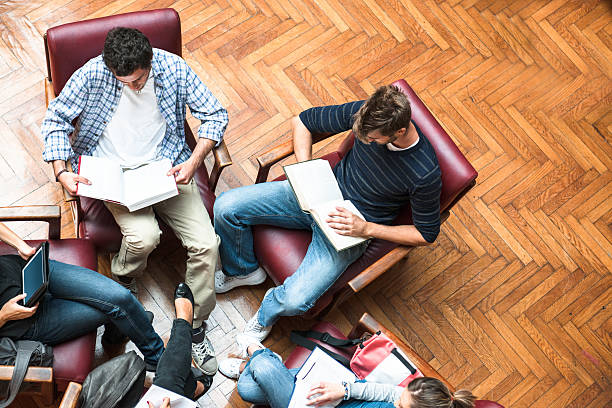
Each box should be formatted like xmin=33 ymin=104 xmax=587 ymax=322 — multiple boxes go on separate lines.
xmin=213 ymin=86 xmax=442 ymax=354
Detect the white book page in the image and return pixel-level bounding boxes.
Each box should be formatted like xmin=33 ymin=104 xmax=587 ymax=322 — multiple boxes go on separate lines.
xmin=122 ymin=159 xmax=178 ymax=211
xmin=289 ymin=347 xmax=356 ymax=408
xmin=135 ymin=385 xmax=196 ymax=408
xmin=283 ymin=159 xmax=343 ymax=211
xmin=310 ymin=199 xmax=368 ymax=251
xmin=76 ymin=155 xmax=123 ymax=203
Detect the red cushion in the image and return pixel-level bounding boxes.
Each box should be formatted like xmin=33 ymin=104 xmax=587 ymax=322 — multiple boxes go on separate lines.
xmin=46 ymin=8 xmax=182 ymax=96
xmin=0 ymin=239 xmax=97 ymax=390
xmin=53 ymin=332 xmax=97 ymax=390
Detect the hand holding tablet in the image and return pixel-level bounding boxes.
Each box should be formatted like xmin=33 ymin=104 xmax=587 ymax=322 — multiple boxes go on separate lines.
xmin=21 ymin=242 xmax=49 ymax=307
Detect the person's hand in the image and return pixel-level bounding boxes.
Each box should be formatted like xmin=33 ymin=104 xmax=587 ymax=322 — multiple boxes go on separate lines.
xmin=326 ymin=207 xmax=369 ymax=237
xmin=306 ymin=382 xmax=345 ymax=406
xmin=58 ymin=171 xmax=90 ymax=195
xmin=0 ymin=294 xmax=38 ymax=323
xmin=168 ymin=159 xmax=198 ymax=184
xmin=17 ymin=243 xmax=35 ymax=260
xmin=147 ymin=397 xmax=171 ymax=408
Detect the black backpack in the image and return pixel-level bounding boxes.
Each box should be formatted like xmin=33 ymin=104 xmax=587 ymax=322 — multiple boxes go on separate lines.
xmin=78 ymin=351 xmax=146 ymax=408
xmin=0 ymin=337 xmax=53 ymax=407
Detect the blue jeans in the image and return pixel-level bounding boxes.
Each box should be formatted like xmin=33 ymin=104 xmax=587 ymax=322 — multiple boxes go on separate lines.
xmin=237 ymin=350 xmax=393 ymax=408
xmin=237 ymin=349 xmax=297 ymax=407
xmin=214 ymin=181 xmax=367 ymax=326
xmin=21 ymin=260 xmax=164 ymax=365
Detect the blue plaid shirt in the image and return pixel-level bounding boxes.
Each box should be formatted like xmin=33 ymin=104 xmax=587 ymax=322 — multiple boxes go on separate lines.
xmin=42 ymin=48 xmax=228 ymax=169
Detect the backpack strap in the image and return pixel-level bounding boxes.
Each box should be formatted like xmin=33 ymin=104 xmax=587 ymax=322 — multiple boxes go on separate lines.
xmin=0 ymin=340 xmax=41 ymax=408
xmin=290 ymin=330 xmax=360 ymax=367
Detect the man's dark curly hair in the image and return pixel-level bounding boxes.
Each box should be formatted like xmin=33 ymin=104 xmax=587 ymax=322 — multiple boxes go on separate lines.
xmin=103 ymin=27 xmax=153 ymax=76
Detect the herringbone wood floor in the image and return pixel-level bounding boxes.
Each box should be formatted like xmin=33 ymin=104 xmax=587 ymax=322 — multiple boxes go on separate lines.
xmin=1 ymin=0 xmax=611 ymax=407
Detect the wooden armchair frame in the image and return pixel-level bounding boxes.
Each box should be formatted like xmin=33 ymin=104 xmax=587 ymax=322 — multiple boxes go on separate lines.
xmin=0 ymin=205 xmax=61 ymax=405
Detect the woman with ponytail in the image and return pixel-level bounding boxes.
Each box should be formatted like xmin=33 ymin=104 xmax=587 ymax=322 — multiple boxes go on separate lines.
xmin=219 ymin=342 xmax=476 ymax=408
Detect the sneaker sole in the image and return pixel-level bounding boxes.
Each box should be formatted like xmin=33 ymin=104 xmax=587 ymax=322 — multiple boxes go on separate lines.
xmin=215 ymin=269 xmax=267 ymax=294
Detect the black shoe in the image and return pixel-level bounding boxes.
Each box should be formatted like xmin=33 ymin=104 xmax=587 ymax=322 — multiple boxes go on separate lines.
xmin=102 ymin=311 xmax=154 ymax=346
xmin=174 ymin=282 xmax=195 ymax=322
xmin=191 ymin=366 xmax=213 ymax=400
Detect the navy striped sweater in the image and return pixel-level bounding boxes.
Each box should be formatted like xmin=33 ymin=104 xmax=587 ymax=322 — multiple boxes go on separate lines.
xmin=299 ymin=101 xmax=442 ymax=243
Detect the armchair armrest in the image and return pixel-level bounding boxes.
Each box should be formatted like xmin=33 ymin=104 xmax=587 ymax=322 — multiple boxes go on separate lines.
xmin=348 ymin=246 xmax=411 ymax=293
xmin=59 ymin=381 xmax=82 ymax=408
xmin=255 ymin=131 xmax=337 ymax=183
xmin=209 ymin=140 xmax=232 ymax=192
xmin=0 ymin=365 xmax=54 ymax=405
xmin=0 ymin=205 xmax=61 ymax=239
xmin=351 ymin=313 xmax=455 ymax=393
xmin=347 ymin=210 xmax=450 ymax=293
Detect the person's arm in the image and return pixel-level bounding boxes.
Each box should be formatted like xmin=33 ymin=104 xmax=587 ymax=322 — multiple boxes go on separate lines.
xmin=42 ymin=66 xmax=92 ymax=194
xmin=326 ymin=174 xmax=442 ymax=246
xmin=171 ymin=60 xmax=228 ymax=184
xmin=0 ymin=222 xmax=35 ymax=259
xmin=294 ymin=101 xmax=365 ymax=163
xmin=306 ymin=381 xmax=403 ymax=407
xmin=167 ymin=138 xmax=216 ymax=184
xmin=0 ymin=222 xmax=39 ymax=328
xmin=325 ymin=208 xmax=431 ymax=246
xmin=0 ymin=294 xmax=38 ymax=329
xmin=293 ymin=116 xmax=313 ymax=162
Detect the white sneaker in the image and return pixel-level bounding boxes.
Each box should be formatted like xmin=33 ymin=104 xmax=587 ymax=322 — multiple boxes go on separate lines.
xmin=218 ymin=358 xmax=244 ymax=379
xmin=241 ymin=313 xmax=272 ymax=343
xmin=215 ymin=267 xmax=267 ymax=294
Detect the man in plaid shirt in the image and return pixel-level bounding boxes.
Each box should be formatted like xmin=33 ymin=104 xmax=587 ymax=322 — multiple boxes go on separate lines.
xmin=42 ymin=27 xmax=228 ymax=377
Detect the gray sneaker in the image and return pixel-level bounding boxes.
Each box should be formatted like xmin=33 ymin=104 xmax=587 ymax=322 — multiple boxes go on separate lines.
xmin=192 ymin=327 xmax=218 ymax=375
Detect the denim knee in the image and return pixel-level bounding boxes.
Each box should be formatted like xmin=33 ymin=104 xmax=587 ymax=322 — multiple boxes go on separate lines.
xmin=273 ymin=286 xmax=315 ymax=316
xmin=213 ymin=189 xmax=244 ymax=224
xmin=249 ymin=349 xmax=281 ymax=378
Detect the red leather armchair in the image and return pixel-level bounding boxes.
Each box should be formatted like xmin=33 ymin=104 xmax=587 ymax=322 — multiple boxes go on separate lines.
xmin=253 ymin=80 xmax=478 ymax=317
xmin=44 ymin=8 xmax=231 ymax=250
xmin=278 ymin=313 xmax=504 ymax=408
xmin=0 ymin=206 xmax=96 ymax=404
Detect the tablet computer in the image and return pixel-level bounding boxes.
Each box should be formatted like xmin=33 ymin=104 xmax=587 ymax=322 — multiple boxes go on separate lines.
xmin=21 ymin=241 xmax=49 ymax=307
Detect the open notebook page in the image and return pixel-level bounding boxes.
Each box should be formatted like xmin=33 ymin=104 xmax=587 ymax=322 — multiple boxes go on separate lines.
xmin=283 ymin=159 xmax=343 ymax=211
xmin=76 ymin=155 xmax=123 ymax=203
xmin=289 ymin=347 xmax=356 ymax=408
xmin=134 ymin=385 xmax=196 ymax=408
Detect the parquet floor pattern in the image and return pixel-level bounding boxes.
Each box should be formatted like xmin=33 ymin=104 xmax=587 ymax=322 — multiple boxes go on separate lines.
xmin=0 ymin=0 xmax=610 ymax=407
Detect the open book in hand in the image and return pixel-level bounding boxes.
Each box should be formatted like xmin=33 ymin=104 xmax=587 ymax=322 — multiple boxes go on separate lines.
xmin=283 ymin=159 xmax=368 ymax=251
xmin=289 ymin=347 xmax=357 ymax=408
xmin=76 ymin=156 xmax=178 ymax=212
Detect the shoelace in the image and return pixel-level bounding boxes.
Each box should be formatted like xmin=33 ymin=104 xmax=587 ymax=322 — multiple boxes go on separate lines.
xmin=193 ymin=339 xmax=213 ymax=359
xmin=244 ymin=318 xmax=263 ymax=333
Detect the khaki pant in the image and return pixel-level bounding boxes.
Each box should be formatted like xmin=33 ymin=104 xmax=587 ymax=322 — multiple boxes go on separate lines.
xmin=105 ymin=179 xmax=218 ymax=326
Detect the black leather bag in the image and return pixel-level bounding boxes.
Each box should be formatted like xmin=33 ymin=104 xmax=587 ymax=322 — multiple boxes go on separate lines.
xmin=78 ymin=350 xmax=146 ymax=408
xmin=0 ymin=337 xmax=53 ymax=408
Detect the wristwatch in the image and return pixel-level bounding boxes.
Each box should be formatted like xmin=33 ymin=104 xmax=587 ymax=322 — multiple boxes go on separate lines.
xmin=55 ymin=168 xmax=69 ymax=182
